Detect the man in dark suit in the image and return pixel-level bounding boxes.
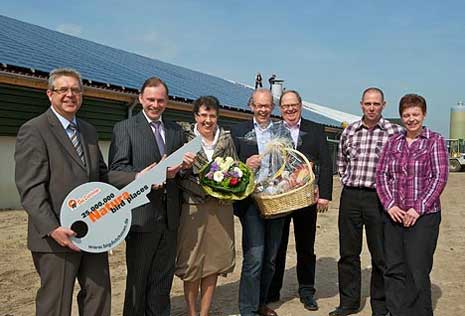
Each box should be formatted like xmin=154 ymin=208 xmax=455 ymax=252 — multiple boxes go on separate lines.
xmin=230 ymin=89 xmax=286 ymax=316
xmin=15 ymin=68 xmax=130 ymax=316
xmin=108 ymin=77 xmax=194 ymax=316
xmin=268 ymin=90 xmax=333 ymax=311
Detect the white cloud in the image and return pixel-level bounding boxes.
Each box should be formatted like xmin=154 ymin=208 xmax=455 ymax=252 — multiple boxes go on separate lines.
xmin=56 ymin=24 xmax=82 ymax=36
xmin=136 ymin=31 xmax=177 ymax=60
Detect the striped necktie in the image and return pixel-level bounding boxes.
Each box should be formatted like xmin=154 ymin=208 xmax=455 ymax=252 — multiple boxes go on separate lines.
xmin=68 ymin=122 xmax=86 ymax=165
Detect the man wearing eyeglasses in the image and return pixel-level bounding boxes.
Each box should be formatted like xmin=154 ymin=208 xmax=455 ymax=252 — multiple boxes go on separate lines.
xmin=15 ymin=68 xmax=130 ymax=316
xmin=331 ymin=88 xmax=403 ymax=316
xmin=267 ymin=90 xmax=333 ymax=312
xmin=230 ymin=89 xmax=287 ymax=316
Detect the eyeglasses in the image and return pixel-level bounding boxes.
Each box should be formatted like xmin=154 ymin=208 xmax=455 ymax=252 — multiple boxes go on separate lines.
xmin=253 ymin=104 xmax=273 ymax=110
xmin=280 ymin=103 xmax=300 ymax=110
xmin=52 ymin=87 xmax=83 ymax=95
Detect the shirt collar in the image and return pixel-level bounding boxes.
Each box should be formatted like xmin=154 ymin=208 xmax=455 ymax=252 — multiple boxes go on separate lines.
xmin=50 ymin=106 xmax=77 ymax=130
xmin=356 ymin=116 xmax=387 ymax=131
xmin=253 ymin=118 xmax=273 ymax=131
xmin=283 ymin=118 xmax=301 ymax=129
xmin=194 ymin=124 xmax=220 ymax=148
xmin=142 ymin=110 xmax=163 ymax=126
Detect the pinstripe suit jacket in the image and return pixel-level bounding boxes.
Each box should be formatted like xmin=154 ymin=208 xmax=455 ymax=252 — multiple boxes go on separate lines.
xmin=108 ymin=112 xmax=185 ymax=232
xmin=15 ymin=108 xmax=131 ymax=252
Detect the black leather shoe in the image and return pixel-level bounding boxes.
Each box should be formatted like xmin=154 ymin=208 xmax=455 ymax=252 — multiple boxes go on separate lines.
xmin=328 ymin=306 xmax=359 ymax=316
xmin=300 ymin=296 xmax=318 ymax=311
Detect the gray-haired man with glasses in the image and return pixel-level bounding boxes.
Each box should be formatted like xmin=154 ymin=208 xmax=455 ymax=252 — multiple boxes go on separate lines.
xmin=268 ymin=90 xmax=333 ymax=312
xmin=15 ymin=68 xmax=130 ymax=316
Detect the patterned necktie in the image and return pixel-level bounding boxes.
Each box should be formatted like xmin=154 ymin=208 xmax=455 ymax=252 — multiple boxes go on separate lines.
xmin=68 ymin=122 xmax=86 ymax=165
xmin=151 ymin=121 xmax=165 ymax=156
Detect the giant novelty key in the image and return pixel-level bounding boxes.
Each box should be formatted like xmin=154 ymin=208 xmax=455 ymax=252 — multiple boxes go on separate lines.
xmin=60 ymin=136 xmax=201 ymax=253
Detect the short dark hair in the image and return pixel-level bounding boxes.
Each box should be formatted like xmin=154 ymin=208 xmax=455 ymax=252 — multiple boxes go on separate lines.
xmin=193 ymin=96 xmax=220 ymax=115
xmin=362 ymin=87 xmax=384 ymax=102
xmin=140 ymin=77 xmax=169 ymax=96
xmin=279 ymin=90 xmax=302 ymax=105
xmin=48 ymin=68 xmax=83 ymax=90
xmin=399 ymin=93 xmax=427 ymax=116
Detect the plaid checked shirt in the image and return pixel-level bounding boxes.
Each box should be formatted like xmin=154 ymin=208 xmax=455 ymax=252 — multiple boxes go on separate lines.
xmin=376 ymin=128 xmax=449 ymax=215
xmin=337 ymin=117 xmax=403 ymax=189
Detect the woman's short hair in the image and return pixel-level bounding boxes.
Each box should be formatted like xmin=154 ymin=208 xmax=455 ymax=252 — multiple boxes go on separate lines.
xmin=193 ymin=96 xmax=220 ymax=115
xmin=399 ymin=94 xmax=427 ymax=115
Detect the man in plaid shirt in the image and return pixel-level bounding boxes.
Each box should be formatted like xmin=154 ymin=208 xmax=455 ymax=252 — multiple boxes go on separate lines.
xmin=330 ymin=88 xmax=403 ymax=316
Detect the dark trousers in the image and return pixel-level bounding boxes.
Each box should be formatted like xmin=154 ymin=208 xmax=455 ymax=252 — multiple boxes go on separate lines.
xmin=238 ymin=203 xmax=285 ymax=316
xmin=31 ymin=251 xmax=110 ymax=316
xmin=123 ymin=225 xmax=177 ymax=316
xmin=269 ymin=204 xmax=318 ymax=300
xmin=384 ymin=212 xmax=440 ymax=316
xmin=337 ymin=187 xmax=387 ymax=315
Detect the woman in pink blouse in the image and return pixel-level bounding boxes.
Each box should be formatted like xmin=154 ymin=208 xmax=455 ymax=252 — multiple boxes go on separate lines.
xmin=376 ymin=94 xmax=448 ymax=316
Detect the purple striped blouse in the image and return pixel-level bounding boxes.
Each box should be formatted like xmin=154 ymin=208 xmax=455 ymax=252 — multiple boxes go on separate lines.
xmin=376 ymin=127 xmax=449 ymax=215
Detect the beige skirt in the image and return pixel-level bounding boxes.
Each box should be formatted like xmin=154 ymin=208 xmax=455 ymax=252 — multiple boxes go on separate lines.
xmin=175 ymin=199 xmax=235 ymax=281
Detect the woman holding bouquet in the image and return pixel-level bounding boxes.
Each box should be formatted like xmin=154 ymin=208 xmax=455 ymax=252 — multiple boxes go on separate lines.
xmin=376 ymin=94 xmax=448 ymax=316
xmin=176 ymin=96 xmax=238 ymax=316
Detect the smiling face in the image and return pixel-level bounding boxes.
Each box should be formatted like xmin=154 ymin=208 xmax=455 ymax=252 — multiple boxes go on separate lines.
xmin=280 ymin=91 xmax=302 ymax=126
xmin=401 ymin=106 xmax=425 ymax=137
xmin=46 ymin=75 xmax=83 ymax=121
xmin=139 ymin=85 xmax=168 ymax=121
xmin=195 ymin=105 xmax=218 ymax=139
xmin=250 ymin=90 xmax=274 ymax=126
xmin=361 ymin=89 xmax=386 ymax=127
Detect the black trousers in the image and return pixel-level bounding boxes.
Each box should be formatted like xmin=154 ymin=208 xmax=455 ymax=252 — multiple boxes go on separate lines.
xmin=384 ymin=212 xmax=440 ymax=316
xmin=337 ymin=187 xmax=387 ymax=315
xmin=123 ymin=224 xmax=177 ymax=316
xmin=269 ymin=204 xmax=318 ymax=300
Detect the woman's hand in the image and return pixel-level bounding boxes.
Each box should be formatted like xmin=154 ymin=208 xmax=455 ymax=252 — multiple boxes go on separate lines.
xmin=403 ymin=208 xmax=420 ymax=227
xmin=387 ymin=206 xmax=406 ymax=223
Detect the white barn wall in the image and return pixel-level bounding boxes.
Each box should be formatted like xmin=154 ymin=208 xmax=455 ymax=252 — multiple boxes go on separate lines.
xmin=0 ymin=137 xmax=111 ymax=210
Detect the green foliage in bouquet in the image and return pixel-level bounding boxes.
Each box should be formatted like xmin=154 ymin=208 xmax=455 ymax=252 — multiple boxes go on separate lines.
xmin=199 ymin=157 xmax=255 ymax=201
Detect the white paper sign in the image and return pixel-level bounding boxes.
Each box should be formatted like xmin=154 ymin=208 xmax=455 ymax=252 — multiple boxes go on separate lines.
xmin=60 ymin=136 xmax=202 ymax=253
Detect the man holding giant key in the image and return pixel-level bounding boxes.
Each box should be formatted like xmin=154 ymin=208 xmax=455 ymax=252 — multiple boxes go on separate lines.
xmin=15 ymin=68 xmax=131 ymax=316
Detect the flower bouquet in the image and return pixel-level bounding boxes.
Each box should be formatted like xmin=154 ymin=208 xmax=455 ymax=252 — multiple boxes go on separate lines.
xmin=199 ymin=157 xmax=255 ymax=200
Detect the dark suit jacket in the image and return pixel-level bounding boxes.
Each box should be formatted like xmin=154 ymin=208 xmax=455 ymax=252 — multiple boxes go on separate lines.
xmin=108 ymin=112 xmax=185 ymax=232
xmin=297 ymin=118 xmax=333 ymax=200
xmin=230 ymin=121 xmax=259 ymax=216
xmin=14 ymin=108 xmax=130 ymax=252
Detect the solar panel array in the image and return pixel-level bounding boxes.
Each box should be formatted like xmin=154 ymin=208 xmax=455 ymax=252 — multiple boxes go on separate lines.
xmin=0 ymin=14 xmax=340 ymax=127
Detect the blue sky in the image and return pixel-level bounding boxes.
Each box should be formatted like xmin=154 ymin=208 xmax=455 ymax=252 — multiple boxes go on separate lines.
xmin=2 ymin=0 xmax=464 ymax=136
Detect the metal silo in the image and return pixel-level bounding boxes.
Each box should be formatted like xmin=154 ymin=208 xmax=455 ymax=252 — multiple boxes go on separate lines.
xmin=450 ymin=101 xmax=465 ymax=139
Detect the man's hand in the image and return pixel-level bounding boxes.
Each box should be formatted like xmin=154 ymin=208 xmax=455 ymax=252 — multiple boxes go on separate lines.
xmin=387 ymin=206 xmax=406 ymax=223
xmin=317 ymin=198 xmax=330 ymax=213
xmin=403 ymin=208 xmax=420 ymax=227
xmin=50 ymin=227 xmax=80 ymax=252
xmin=182 ymin=152 xmax=196 ymax=170
xmin=246 ymin=155 xmax=261 ymax=170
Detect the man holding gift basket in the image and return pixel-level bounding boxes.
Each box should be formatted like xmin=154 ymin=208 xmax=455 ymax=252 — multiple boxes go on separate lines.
xmin=231 ymin=89 xmax=286 ymax=316
xmin=268 ymin=90 xmax=333 ymax=311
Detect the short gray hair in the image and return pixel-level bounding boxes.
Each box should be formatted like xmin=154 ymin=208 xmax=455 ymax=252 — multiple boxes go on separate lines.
xmin=48 ymin=68 xmax=83 ymax=90
xmin=248 ymin=88 xmax=273 ymax=107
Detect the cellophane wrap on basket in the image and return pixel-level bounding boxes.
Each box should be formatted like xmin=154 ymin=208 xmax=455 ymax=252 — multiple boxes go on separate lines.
xmin=241 ymin=122 xmax=316 ymax=218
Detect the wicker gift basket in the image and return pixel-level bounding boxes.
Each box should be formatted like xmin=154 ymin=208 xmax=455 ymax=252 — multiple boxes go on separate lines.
xmin=253 ymin=147 xmax=316 ymax=219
